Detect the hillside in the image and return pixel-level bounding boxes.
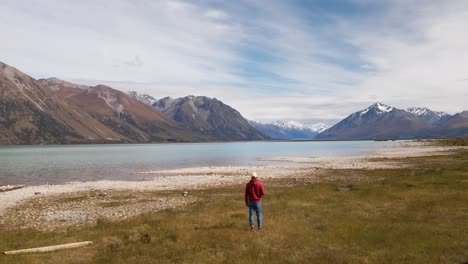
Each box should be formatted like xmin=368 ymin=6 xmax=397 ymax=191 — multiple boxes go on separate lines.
xmin=0 ymin=62 xmax=210 ymax=144
xmin=129 ymin=93 xmax=269 ymax=141
xmin=0 ymin=62 xmax=115 ymax=144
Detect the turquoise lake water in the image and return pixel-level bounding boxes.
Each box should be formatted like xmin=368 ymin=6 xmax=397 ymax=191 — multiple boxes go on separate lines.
xmin=0 ymin=141 xmax=404 ymax=185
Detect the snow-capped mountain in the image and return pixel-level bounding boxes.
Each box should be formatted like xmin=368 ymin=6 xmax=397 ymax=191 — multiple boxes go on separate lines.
xmin=407 ymin=107 xmax=445 ymax=117
xmin=317 ymin=102 xmax=468 ymax=139
xmin=250 ymin=120 xmax=330 ymax=139
xmin=317 ymin=103 xmax=431 ymax=139
xmin=127 ymin=91 xmax=157 ymax=106
xmin=406 ymin=107 xmax=450 ymax=125
xmin=2 ymin=60 xmax=466 ymax=145
xmin=359 ymin=102 xmax=394 ymax=116
xmin=271 ymin=121 xmax=329 ymax=133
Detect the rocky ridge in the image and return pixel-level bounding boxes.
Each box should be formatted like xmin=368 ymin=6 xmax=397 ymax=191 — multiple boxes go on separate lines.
xmin=129 ymin=93 xmax=270 ymax=141
xmin=318 ymin=103 xmax=468 ymax=139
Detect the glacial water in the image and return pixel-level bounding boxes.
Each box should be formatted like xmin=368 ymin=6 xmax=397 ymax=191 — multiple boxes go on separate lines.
xmin=0 ymin=140 xmax=405 ymax=185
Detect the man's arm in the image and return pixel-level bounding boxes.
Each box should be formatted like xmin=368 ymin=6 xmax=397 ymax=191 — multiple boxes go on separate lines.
xmin=260 ymin=183 xmax=265 ymax=197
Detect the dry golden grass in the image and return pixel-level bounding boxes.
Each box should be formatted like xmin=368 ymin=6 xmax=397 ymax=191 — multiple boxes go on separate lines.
xmin=0 ymin=149 xmax=467 ymax=263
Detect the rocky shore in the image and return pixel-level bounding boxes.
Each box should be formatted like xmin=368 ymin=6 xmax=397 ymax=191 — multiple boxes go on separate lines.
xmin=0 ymin=142 xmax=465 ymax=231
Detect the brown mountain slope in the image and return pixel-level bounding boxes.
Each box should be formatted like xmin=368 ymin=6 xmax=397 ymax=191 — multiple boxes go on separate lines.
xmin=0 ymin=62 xmax=124 ymax=144
xmin=39 ymin=79 xmax=212 ymax=142
xmin=0 ymin=62 xmax=210 ymax=144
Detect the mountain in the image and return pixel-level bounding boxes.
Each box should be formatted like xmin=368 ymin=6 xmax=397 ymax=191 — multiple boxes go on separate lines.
xmin=39 ymin=79 xmax=211 ymax=143
xmin=2 ymin=61 xmax=465 ymax=144
xmin=250 ymin=120 xmax=329 ymax=139
xmin=271 ymin=121 xmax=329 ymax=133
xmin=406 ymin=107 xmax=450 ymax=125
xmin=151 ymin=95 xmax=269 ymax=141
xmin=0 ymin=62 xmax=118 ymax=144
xmin=434 ymin=111 xmax=468 ymax=137
xmin=317 ymin=103 xmax=468 ymax=139
xmin=129 ymin=93 xmax=269 ymax=141
xmin=127 ymin=91 xmax=157 ymax=106
xmin=0 ymin=61 xmax=209 ymax=144
xmin=316 ymin=103 xmax=432 ymax=140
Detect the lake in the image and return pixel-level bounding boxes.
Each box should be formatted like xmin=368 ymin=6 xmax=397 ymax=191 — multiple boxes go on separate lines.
xmin=0 ymin=140 xmax=403 ymax=185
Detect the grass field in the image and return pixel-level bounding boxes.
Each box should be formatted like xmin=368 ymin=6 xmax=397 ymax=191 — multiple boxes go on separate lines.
xmin=0 ymin=142 xmax=467 ymax=263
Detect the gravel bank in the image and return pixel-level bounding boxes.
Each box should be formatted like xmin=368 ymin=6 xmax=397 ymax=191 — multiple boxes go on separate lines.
xmin=1 ymin=142 xmax=463 ymax=230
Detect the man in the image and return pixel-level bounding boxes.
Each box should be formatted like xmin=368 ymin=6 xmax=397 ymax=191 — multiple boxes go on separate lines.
xmin=245 ymin=172 xmax=265 ymax=231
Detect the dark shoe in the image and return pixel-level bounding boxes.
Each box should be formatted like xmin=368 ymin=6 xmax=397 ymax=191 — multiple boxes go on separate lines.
xmin=250 ymin=226 xmax=254 ymax=231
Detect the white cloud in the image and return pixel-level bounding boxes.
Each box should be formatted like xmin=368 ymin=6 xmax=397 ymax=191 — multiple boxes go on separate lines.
xmin=123 ymin=56 xmax=143 ymax=68
xmin=0 ymin=0 xmax=243 ymax=83
xmin=1 ymin=0 xmax=467 ymax=124
xmin=345 ymin=0 xmax=468 ymax=114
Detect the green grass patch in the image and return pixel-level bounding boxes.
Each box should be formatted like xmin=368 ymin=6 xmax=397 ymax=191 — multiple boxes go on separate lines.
xmin=0 ymin=151 xmax=467 ymax=263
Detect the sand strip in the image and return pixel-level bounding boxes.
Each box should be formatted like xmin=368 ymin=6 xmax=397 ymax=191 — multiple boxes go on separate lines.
xmin=1 ymin=142 xmax=465 ymax=218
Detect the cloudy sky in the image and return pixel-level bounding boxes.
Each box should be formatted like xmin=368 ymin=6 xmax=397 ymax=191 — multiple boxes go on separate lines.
xmin=1 ymin=0 xmax=467 ymax=124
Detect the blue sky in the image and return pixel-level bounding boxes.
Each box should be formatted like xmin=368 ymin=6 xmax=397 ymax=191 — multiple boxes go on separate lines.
xmin=1 ymin=0 xmax=467 ymax=124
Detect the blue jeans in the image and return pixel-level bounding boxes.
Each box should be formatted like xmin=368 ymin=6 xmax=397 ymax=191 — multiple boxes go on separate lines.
xmin=248 ymin=201 xmax=262 ymax=229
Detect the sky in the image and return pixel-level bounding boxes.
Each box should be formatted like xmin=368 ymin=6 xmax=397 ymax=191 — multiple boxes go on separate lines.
xmin=1 ymin=0 xmax=467 ymax=125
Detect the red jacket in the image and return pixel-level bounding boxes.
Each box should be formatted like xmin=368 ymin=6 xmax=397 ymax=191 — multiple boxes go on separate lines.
xmin=245 ymin=179 xmax=265 ymax=204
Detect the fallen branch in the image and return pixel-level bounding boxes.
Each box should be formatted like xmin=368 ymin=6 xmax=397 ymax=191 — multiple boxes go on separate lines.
xmin=0 ymin=185 xmax=26 ymax=193
xmin=4 ymin=241 xmax=93 ymax=255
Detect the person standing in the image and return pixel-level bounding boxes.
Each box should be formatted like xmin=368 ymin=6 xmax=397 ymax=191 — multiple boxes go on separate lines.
xmin=245 ymin=172 xmax=265 ymax=231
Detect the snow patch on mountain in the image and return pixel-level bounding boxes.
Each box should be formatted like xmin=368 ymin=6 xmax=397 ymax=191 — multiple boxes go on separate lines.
xmin=127 ymin=91 xmax=157 ymax=106
xmin=360 ymin=103 xmax=394 ymax=115
xmin=264 ymin=120 xmax=329 ymax=133
xmin=406 ymin=107 xmax=448 ymax=118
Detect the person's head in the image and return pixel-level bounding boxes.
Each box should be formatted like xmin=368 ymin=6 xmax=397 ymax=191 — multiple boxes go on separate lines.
xmin=251 ymin=172 xmax=258 ymax=179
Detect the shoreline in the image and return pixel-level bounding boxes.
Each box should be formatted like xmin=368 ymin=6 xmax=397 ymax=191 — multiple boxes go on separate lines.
xmin=0 ymin=142 xmax=466 ymax=230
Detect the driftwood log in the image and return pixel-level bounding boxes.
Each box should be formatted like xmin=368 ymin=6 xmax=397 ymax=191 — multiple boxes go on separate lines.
xmin=4 ymin=241 xmax=93 ymax=255
xmin=0 ymin=185 xmax=26 ymax=193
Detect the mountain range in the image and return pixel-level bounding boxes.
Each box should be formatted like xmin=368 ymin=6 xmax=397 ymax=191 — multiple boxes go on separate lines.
xmin=128 ymin=92 xmax=269 ymax=141
xmin=316 ymin=103 xmax=468 ymax=139
xmin=0 ymin=61 xmax=466 ymax=144
xmin=127 ymin=91 xmax=328 ymax=140
xmin=250 ymin=120 xmax=329 ymax=140
xmin=0 ymin=62 xmax=211 ymax=144
xmin=0 ymin=61 xmax=268 ymax=144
